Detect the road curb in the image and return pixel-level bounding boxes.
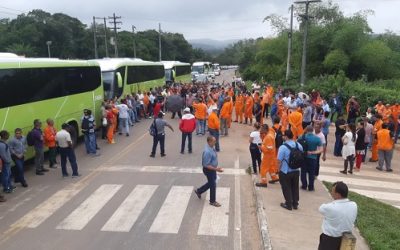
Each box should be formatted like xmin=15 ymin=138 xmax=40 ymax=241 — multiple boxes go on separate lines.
xmin=251 ymin=175 xmax=273 ymax=250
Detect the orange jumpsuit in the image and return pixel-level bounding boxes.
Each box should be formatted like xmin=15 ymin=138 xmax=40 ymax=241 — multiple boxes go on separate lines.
xmin=288 ymin=110 xmax=304 ymax=140
xmin=390 ymin=104 xmax=400 ymax=134
xmin=371 ymin=119 xmax=383 ymax=161
xmin=260 ymin=128 xmax=279 ymax=183
xmin=281 ymin=108 xmax=289 ymax=131
xmin=245 ymin=96 xmax=254 ymax=123
xmin=235 ymin=95 xmax=244 ymax=123
xmin=227 ymin=98 xmax=234 ymax=128
xmin=375 ymin=103 xmax=386 ymax=116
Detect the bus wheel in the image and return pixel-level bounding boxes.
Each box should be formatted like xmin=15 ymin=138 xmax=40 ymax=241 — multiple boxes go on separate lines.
xmin=68 ymin=123 xmax=78 ymax=147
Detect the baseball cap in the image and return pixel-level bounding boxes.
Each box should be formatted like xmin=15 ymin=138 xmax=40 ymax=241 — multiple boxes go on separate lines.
xmin=183 ymin=107 xmax=190 ymax=112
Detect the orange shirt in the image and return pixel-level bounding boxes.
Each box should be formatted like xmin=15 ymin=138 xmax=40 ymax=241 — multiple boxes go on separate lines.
xmin=289 ymin=111 xmax=303 ymax=128
xmin=390 ymin=105 xmax=400 ymax=121
xmin=375 ymin=104 xmax=386 ymax=116
xmin=220 ymin=102 xmax=231 ymax=119
xmin=377 ymin=129 xmax=394 ymax=150
xmin=235 ymin=96 xmax=244 ymax=108
xmin=266 ymin=86 xmax=274 ymax=105
xmin=143 ymin=95 xmax=150 ymax=105
xmin=245 ymin=97 xmax=254 ymax=114
xmin=373 ymin=119 xmax=383 ymax=135
xmin=44 ymin=125 xmax=57 ymax=147
xmin=260 ymin=129 xmax=276 ymax=155
xmin=208 ymin=112 xmax=220 ymax=130
xmin=193 ymin=102 xmax=207 ymax=120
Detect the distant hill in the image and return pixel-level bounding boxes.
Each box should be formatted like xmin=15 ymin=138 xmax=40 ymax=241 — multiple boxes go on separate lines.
xmin=189 ymin=39 xmax=239 ymax=52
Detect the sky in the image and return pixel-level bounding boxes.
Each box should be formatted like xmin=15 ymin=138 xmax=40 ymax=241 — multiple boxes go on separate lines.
xmin=1 ymin=0 xmax=399 ymax=41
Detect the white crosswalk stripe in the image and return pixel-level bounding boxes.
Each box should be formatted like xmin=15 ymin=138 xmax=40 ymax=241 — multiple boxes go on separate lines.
xmin=101 ymin=185 xmax=158 ymax=232
xmin=57 ymin=184 xmax=122 ymax=230
xmin=149 ymin=186 xmax=193 ymax=234
xmin=198 ymin=187 xmax=231 ymax=237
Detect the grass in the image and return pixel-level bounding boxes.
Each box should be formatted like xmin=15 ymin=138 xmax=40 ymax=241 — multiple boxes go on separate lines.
xmin=323 ymin=181 xmax=400 ymax=250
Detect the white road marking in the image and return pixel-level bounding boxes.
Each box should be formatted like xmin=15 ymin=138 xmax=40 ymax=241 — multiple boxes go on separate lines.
xmin=56 ymin=184 xmax=121 ymax=230
xmin=101 ymin=185 xmax=158 ymax=232
xmin=198 ymin=187 xmax=231 ymax=237
xmin=234 ymin=156 xmax=242 ymax=249
xmin=10 ymin=188 xmax=82 ymax=228
xmin=350 ymin=188 xmax=400 ymax=202
xmin=318 ymin=174 xmax=400 ymax=191
xmin=97 ymin=165 xmax=246 ymax=176
xmin=320 ymin=165 xmax=400 ymax=181
xmin=149 ymin=186 xmax=192 ymax=234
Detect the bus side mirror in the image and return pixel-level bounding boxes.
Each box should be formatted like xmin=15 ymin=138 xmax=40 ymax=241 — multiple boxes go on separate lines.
xmin=116 ymin=72 xmax=123 ymax=88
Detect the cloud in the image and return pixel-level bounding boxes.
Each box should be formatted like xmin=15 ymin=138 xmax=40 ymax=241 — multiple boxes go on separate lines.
xmin=1 ymin=0 xmax=399 ymax=40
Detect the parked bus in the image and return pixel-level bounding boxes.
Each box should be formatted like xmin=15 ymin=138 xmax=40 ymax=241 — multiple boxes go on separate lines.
xmin=162 ymin=61 xmax=191 ymax=85
xmin=0 ymin=56 xmax=103 ymax=159
xmin=92 ymin=58 xmax=165 ymax=100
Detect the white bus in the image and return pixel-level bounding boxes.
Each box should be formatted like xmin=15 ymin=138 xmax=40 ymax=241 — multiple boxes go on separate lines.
xmin=191 ymin=61 xmax=213 ymax=82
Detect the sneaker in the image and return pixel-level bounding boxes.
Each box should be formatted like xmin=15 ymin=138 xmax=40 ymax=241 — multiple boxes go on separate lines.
xmin=62 ymin=174 xmax=69 ymax=178
xmin=340 ymin=170 xmax=347 ymax=174
xmin=3 ymin=189 xmax=12 ymax=193
xmin=21 ymin=182 xmax=28 ymax=188
xmin=161 ymin=154 xmax=166 ymax=157
xmin=376 ymin=166 xmax=383 ymax=171
xmin=149 ymin=154 xmax=155 ymax=158
xmin=49 ymin=165 xmax=57 ymax=169
xmin=209 ymin=201 xmax=221 ymax=207
xmin=126 ymin=133 xmax=130 ymax=137
xmin=268 ymin=179 xmax=279 ymax=184
xmin=71 ymin=174 xmax=81 ymax=178
xmin=255 ymin=183 xmax=268 ymax=188
xmin=188 ymin=151 xmax=192 ymax=154
xmin=348 ymin=171 xmax=353 ymax=174
xmin=180 ymin=151 xmax=184 ymax=154
xmin=280 ymin=202 xmax=292 ymax=211
xmin=36 ymin=171 xmax=44 ymax=175
xmin=40 ymin=168 xmax=49 ymax=172
xmin=386 ymin=169 xmax=393 ymax=172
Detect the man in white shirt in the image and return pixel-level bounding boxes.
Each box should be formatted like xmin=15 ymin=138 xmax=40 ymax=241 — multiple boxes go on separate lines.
xmin=116 ymin=100 xmax=130 ymax=136
xmin=55 ymin=124 xmax=79 ymax=178
xmin=318 ymin=181 xmax=357 ymax=250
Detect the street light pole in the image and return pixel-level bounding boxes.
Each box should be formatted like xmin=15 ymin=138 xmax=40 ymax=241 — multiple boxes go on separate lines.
xmin=295 ymin=0 xmax=321 ymax=86
xmin=132 ymin=25 xmax=137 ymax=58
xmin=285 ymin=4 xmax=294 ymax=83
xmin=158 ymin=23 xmax=162 ymax=61
xmin=46 ymin=41 xmax=52 ymax=58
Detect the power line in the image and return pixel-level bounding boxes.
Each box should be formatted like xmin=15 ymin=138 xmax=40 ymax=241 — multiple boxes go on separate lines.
xmin=0 ymin=5 xmax=26 ymax=13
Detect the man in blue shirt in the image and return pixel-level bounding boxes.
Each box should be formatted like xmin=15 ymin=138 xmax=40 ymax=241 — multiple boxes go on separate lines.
xmin=195 ymin=136 xmax=224 ymax=207
xmin=301 ymin=125 xmax=323 ymax=191
xmin=278 ymin=129 xmax=303 ymax=210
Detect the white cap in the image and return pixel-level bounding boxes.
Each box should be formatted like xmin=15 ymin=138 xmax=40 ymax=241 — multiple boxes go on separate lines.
xmin=211 ymin=105 xmax=218 ymax=110
xmin=183 ymin=107 xmax=190 ymax=113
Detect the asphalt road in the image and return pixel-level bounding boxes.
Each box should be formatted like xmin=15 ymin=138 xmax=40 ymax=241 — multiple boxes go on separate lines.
xmin=0 ymin=70 xmax=261 ymax=250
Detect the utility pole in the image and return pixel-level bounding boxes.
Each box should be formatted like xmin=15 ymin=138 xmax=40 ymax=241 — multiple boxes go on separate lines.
xmin=93 ymin=16 xmax=98 ymax=59
xmin=108 ymin=13 xmax=122 ymax=57
xmin=132 ymin=25 xmax=137 ymax=58
xmin=158 ymin=23 xmax=162 ymax=61
xmin=285 ymin=4 xmax=294 ymax=83
xmin=103 ymin=17 xmax=109 ymax=57
xmin=295 ymin=0 xmax=321 ymax=86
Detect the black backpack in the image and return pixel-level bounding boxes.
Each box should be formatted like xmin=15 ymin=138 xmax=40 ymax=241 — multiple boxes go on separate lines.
xmin=283 ymin=142 xmax=305 ymax=169
xmin=149 ymin=120 xmax=158 ymax=137
xmin=81 ymin=117 xmax=90 ymax=130
xmin=273 ymin=126 xmax=283 ymax=149
xmin=26 ymin=130 xmax=35 ymax=146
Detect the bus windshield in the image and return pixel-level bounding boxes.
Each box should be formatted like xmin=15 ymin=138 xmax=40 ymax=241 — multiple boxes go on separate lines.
xmin=192 ymin=65 xmax=204 ymax=74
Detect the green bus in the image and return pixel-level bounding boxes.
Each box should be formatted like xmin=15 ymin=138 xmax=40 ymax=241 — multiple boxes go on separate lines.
xmin=0 ymin=56 xmax=103 ymax=158
xmin=92 ymin=58 xmax=165 ymax=99
xmin=162 ymin=61 xmax=191 ymax=85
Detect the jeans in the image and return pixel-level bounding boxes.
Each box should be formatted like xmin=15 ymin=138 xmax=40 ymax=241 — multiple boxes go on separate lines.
xmin=1 ymin=162 xmax=12 ymax=191
xmin=48 ymin=146 xmax=57 ymax=167
xmin=181 ymin=132 xmax=192 ymax=153
xmin=119 ymin=118 xmax=129 ymax=134
xmin=208 ymin=128 xmax=220 ymax=151
xmin=343 ymin=155 xmax=355 ymax=172
xmin=34 ymin=147 xmax=44 ymax=172
xmin=197 ymin=168 xmax=217 ymax=203
xmin=378 ymin=149 xmax=393 ymax=170
xmin=128 ymin=109 xmax=135 ymax=125
xmin=84 ymin=133 xmax=97 ymax=154
xmin=315 ymin=154 xmax=321 ymax=176
xmin=301 ymin=157 xmax=317 ymax=190
xmin=249 ymin=144 xmax=261 ymax=174
xmin=59 ymin=147 xmax=79 ymax=176
xmin=333 ymin=133 xmax=343 ymax=156
xmin=262 ymin=104 xmax=269 ymax=118
xmin=220 ymin=118 xmax=228 ymax=135
xmin=151 ymin=134 xmax=165 ymax=155
xmin=196 ymin=119 xmax=206 ymax=135
xmin=362 ymin=142 xmax=369 ymax=162
xmin=279 ymin=171 xmax=300 ymax=208
xmin=101 ymin=125 xmax=107 ymax=139
xmin=13 ymin=157 xmax=26 ymax=184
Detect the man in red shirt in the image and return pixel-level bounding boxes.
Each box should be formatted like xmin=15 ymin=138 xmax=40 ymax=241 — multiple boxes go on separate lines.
xmin=179 ymin=108 xmax=196 ymax=154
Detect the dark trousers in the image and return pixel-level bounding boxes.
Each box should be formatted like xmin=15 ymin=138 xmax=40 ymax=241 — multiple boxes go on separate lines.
xmin=334 ymin=133 xmax=343 ymax=156
xmin=101 ymin=125 xmax=107 ymax=139
xmin=181 ymin=132 xmax=193 ymax=153
xmin=344 ymin=155 xmax=355 ymax=172
xmin=208 ymin=128 xmax=220 ymax=151
xmin=302 ymin=121 xmax=311 ymax=129
xmin=315 ymin=154 xmax=321 ymax=176
xmin=171 ymin=111 xmax=182 ymax=119
xmin=279 ymin=171 xmax=300 ymax=209
xmin=197 ymin=168 xmax=217 ymax=203
xmin=48 ymin=146 xmax=57 ymax=167
xmin=262 ymin=104 xmax=269 ymax=118
xmin=318 ymin=233 xmax=342 ymax=250
xmin=151 ymin=134 xmax=165 ymax=155
xmin=249 ymin=144 xmax=261 ymax=174
xmin=59 ymin=147 xmax=78 ymax=176
xmin=301 ymin=157 xmax=317 ymax=190
xmin=362 ymin=142 xmax=369 ymax=162
xmin=13 ymin=157 xmax=26 ymax=184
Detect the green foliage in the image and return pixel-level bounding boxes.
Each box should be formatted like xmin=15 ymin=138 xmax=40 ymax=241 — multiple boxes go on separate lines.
xmin=323 ymin=49 xmax=350 ymax=73
xmin=0 ymin=9 xmax=206 ymax=62
xmin=323 ymin=181 xmax=400 ymax=250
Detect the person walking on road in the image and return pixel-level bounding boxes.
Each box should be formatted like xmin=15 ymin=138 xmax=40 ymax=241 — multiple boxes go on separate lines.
xmin=150 ymin=112 xmax=174 ymax=158
xmin=301 ymin=125 xmax=322 ymax=191
xmin=376 ymin=123 xmax=395 ymax=172
xmin=8 ymin=128 xmax=28 ymax=187
xmin=56 ymin=124 xmax=80 ymax=178
xmin=277 ymin=129 xmax=303 ymax=210
xmin=318 ymin=181 xmax=357 ymax=250
xmin=31 ymin=119 xmax=49 ymax=175
xmin=340 ymin=124 xmax=357 ymax=175
xmin=179 ymin=107 xmax=196 ymax=154
xmin=207 ymin=105 xmax=220 ymax=152
xmin=194 ymin=136 xmax=224 ymax=207
xmin=248 ymin=122 xmax=262 ymax=175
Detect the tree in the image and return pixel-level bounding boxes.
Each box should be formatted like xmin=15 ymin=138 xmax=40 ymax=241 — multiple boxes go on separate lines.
xmin=323 ymin=49 xmax=350 ymax=74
